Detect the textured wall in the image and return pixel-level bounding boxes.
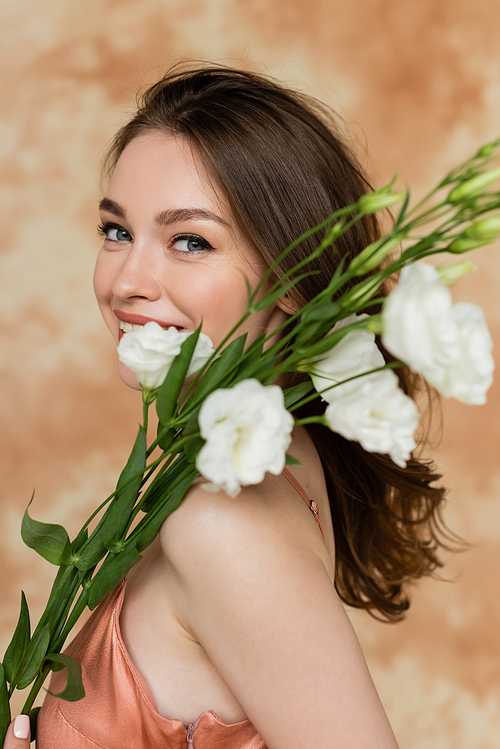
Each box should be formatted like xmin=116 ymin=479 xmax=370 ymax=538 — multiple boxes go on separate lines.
xmin=1 ymin=1 xmax=499 ymax=746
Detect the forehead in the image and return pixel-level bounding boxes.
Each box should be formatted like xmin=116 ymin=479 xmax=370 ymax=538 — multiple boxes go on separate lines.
xmin=109 ymin=131 xmax=229 ymax=217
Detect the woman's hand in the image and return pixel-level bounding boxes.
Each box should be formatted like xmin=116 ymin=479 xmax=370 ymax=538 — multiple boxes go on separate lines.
xmin=3 ymin=716 xmax=31 ymax=748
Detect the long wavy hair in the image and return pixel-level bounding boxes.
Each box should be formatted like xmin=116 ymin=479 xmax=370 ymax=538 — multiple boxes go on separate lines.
xmin=102 ymin=63 xmax=455 ymax=621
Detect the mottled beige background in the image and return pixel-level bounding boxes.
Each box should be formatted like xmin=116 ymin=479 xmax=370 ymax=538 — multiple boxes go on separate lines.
xmin=1 ymin=0 xmax=499 ymax=746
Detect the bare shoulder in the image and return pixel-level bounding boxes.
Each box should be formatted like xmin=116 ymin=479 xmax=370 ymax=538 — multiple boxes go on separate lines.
xmin=160 ymin=471 xmax=328 ymax=585
xmin=160 ymin=424 xmax=334 ymax=585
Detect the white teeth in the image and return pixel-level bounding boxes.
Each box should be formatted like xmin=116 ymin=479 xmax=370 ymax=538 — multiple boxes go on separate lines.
xmin=119 ymin=321 xmax=182 ymax=333
xmin=119 ymin=322 xmax=144 ymax=333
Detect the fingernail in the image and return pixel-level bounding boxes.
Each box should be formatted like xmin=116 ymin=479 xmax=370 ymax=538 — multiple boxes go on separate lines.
xmin=14 ymin=715 xmax=30 ymax=739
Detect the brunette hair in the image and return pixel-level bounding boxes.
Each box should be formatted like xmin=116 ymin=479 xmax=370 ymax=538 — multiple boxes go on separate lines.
xmin=103 ymin=63 xmax=453 ymax=621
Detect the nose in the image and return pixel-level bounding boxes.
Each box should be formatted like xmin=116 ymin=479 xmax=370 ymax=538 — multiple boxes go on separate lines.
xmin=111 ymin=241 xmax=162 ymax=302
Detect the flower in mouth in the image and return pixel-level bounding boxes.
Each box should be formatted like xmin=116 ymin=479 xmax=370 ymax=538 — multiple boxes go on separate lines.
xmin=117 ymin=321 xmax=214 ymax=391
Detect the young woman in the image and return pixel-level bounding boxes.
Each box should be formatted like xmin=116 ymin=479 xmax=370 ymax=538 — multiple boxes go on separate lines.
xmin=5 ymin=65 xmax=446 ymax=748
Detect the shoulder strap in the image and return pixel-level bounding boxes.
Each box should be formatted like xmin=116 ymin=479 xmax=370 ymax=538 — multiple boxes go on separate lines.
xmin=281 ymin=467 xmax=325 ymax=540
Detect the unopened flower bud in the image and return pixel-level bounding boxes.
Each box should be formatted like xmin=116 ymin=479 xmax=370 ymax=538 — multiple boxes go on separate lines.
xmin=449 ymin=238 xmax=485 ymax=253
xmin=350 ymin=236 xmax=401 ymax=275
xmin=448 ymin=167 xmax=500 ymax=203
xmin=365 ymin=314 xmax=384 ymax=334
xmin=476 ymin=140 xmax=500 ymax=159
xmin=325 ymin=221 xmax=345 ymax=242
xmin=358 ymin=191 xmax=404 ymax=214
xmin=437 ymin=260 xmax=476 ymax=285
xmin=464 ymin=215 xmax=500 ymax=242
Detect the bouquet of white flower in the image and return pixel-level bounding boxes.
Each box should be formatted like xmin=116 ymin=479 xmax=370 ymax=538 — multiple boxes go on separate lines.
xmin=1 ymin=139 xmax=498 ymax=741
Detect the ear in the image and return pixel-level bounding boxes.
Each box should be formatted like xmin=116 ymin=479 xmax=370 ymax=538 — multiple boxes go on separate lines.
xmin=276 ymin=292 xmax=299 ymax=315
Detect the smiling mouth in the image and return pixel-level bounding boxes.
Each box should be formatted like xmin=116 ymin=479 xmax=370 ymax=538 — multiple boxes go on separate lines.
xmin=114 ymin=310 xmax=188 ymax=341
xmin=118 ymin=320 xmax=185 ymax=338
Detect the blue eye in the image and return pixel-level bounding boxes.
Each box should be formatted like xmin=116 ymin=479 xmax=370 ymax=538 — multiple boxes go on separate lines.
xmin=172 ymin=234 xmax=215 ymax=253
xmin=97 ymin=222 xmax=132 ymax=242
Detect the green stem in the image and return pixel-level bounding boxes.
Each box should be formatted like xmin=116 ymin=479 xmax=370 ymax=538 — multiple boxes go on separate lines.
xmin=52 ymin=589 xmax=89 ymax=653
xmin=142 ymin=398 xmax=149 ymax=435
xmin=294 ymin=416 xmax=325 ymax=426
xmin=21 ymin=665 xmax=52 ymax=715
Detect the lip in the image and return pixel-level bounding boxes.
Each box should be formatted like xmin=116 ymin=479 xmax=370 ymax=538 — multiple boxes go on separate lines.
xmin=114 ymin=310 xmax=184 ymax=329
xmin=114 ymin=310 xmax=186 ymax=340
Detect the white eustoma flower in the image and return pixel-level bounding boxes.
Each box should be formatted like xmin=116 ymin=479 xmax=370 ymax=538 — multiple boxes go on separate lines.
xmin=186 ymin=333 xmax=216 ymax=376
xmin=445 ymin=303 xmax=494 ymax=405
xmin=382 ymin=263 xmax=494 ymax=404
xmin=382 ymin=263 xmax=458 ymax=389
xmin=310 ymin=314 xmax=385 ymax=402
xmin=117 ymin=321 xmax=214 ymax=391
xmin=325 ymin=370 xmax=419 ymax=468
xmin=196 ymin=379 xmax=294 ymax=497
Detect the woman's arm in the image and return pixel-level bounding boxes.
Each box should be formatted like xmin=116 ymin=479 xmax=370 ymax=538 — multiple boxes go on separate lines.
xmin=161 ymin=482 xmax=400 ymax=749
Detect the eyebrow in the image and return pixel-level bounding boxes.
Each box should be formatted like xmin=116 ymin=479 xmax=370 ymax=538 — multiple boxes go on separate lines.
xmin=99 ymin=198 xmax=229 ymax=228
xmin=99 ymin=197 xmax=126 ymax=218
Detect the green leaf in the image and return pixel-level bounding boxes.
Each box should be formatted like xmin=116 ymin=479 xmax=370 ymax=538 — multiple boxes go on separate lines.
xmin=140 ymin=454 xmax=191 ymax=513
xmin=157 ymin=425 xmax=174 ymax=452
xmin=101 ymin=425 xmax=147 ymax=548
xmin=73 ymin=526 xmax=89 ymax=553
xmin=251 ymin=357 xmax=281 ymax=385
xmin=43 ymin=653 xmax=85 ymax=702
xmin=156 ymin=327 xmax=202 ymax=426
xmin=87 ymin=549 xmax=142 ymax=610
xmin=34 ymin=564 xmax=75 ymax=631
xmin=3 ymin=591 xmax=30 ymax=684
xmin=400 ymin=232 xmax=440 ymax=262
xmin=116 ymin=425 xmax=147 ymax=497
xmin=29 ymin=707 xmax=41 ymax=743
xmin=284 ymin=381 xmax=314 ymax=409
xmin=73 ymin=545 xmax=106 ymax=572
xmin=0 ymin=664 xmax=11 ymax=747
xmin=15 ymin=624 xmax=50 ymax=690
xmin=190 ymin=335 xmax=247 ymax=406
xmin=285 ymin=454 xmax=302 ymax=467
xmin=184 ymin=435 xmax=205 ymax=464
xmin=394 ymin=188 xmax=411 ymax=227
xmin=300 ymin=302 xmax=342 ymax=325
xmin=135 ymin=473 xmax=197 ymax=553
xmin=294 ymin=320 xmax=325 ymax=347
xmin=251 ymin=272 xmax=315 ymax=312
xmin=73 ymin=525 xmax=107 ymax=572
xmin=233 ymin=337 xmax=265 ymax=382
xmin=21 ymin=496 xmax=70 ymax=566
xmin=339 ymin=273 xmax=385 ymax=309
xmin=182 ymin=410 xmax=204 ymax=464
xmin=61 ymin=526 xmax=89 ymax=565
xmin=296 ymin=322 xmax=358 ymax=359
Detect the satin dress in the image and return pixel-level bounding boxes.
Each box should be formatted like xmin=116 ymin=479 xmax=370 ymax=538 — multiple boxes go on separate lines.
xmin=36 ymin=469 xmax=324 ymax=748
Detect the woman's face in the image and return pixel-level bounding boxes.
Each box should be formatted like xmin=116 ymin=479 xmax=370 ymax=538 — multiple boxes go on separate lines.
xmin=94 ymin=132 xmax=288 ymax=389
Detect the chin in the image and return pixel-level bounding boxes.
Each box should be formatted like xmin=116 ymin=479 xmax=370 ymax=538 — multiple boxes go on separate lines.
xmin=116 ymin=360 xmax=142 ymax=391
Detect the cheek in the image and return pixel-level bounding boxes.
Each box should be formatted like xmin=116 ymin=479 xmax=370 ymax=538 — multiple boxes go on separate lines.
xmin=181 ymin=268 xmax=252 ymax=341
xmin=93 ymin=253 xmax=116 ymax=332
xmin=93 ymin=252 xmax=108 ymax=302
